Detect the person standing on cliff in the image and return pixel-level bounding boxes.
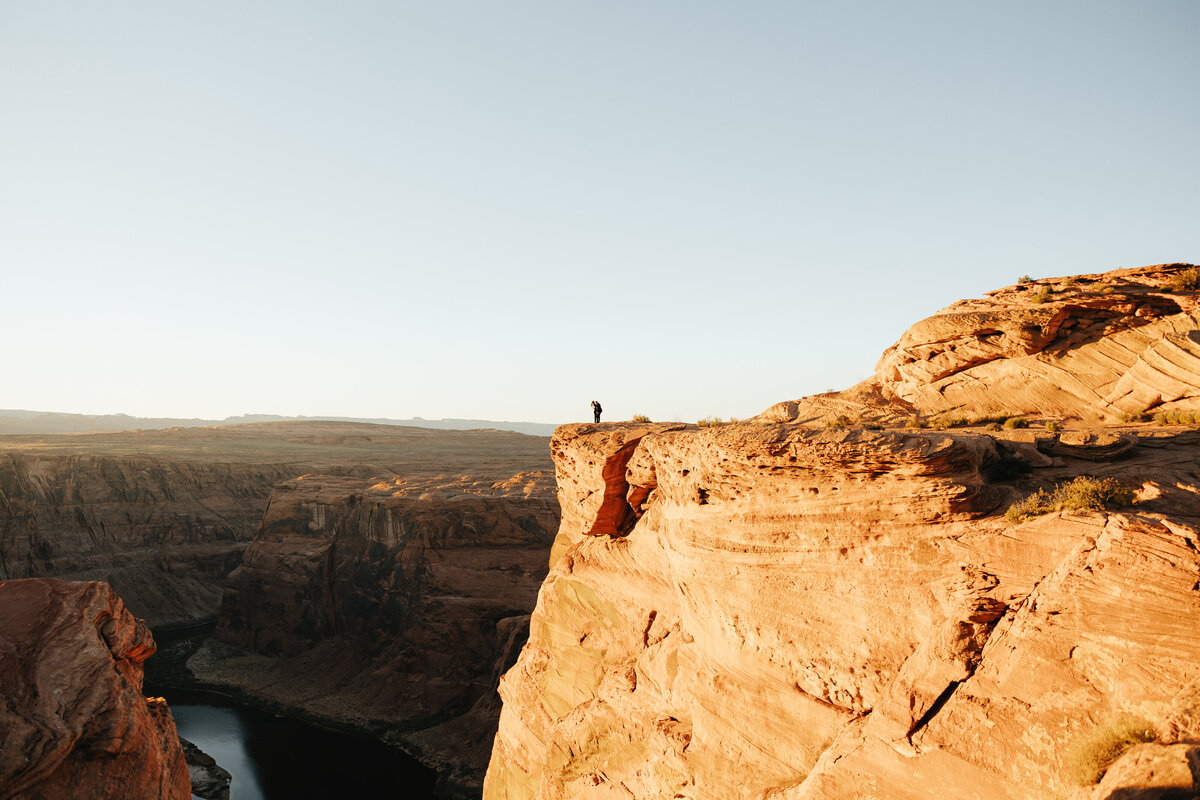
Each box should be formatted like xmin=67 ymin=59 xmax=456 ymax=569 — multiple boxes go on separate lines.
xmin=592 ymin=400 xmax=602 ymax=423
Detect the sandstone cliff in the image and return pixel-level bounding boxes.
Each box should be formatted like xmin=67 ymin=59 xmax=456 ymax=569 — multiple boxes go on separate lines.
xmin=485 ymin=264 xmax=1200 ymax=800
xmin=180 ymin=469 xmax=559 ymax=794
xmin=0 ymin=578 xmax=190 ymax=800
xmin=0 ymin=422 xmax=552 ymax=627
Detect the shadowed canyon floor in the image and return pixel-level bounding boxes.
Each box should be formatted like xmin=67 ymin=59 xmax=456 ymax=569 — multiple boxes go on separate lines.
xmin=485 ymin=264 xmax=1200 ymax=800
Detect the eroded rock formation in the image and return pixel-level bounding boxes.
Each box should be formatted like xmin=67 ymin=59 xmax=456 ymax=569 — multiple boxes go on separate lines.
xmin=0 ymin=422 xmax=553 ymax=627
xmin=183 ymin=469 xmax=559 ymax=794
xmin=764 ymin=263 xmax=1200 ymax=426
xmin=485 ymin=264 xmax=1200 ymax=800
xmin=0 ymin=578 xmax=190 ymax=800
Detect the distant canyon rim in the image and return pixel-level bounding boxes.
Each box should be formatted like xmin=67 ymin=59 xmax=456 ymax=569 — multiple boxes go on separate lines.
xmin=1 ymin=262 xmax=1199 ymax=800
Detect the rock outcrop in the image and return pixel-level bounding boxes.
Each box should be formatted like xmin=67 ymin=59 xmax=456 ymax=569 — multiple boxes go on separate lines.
xmin=484 ymin=264 xmax=1200 ymax=800
xmin=0 ymin=422 xmax=553 ymax=627
xmin=0 ymin=578 xmax=190 ymax=800
xmin=764 ymin=263 xmax=1200 ymax=426
xmin=182 ymin=469 xmax=559 ymax=794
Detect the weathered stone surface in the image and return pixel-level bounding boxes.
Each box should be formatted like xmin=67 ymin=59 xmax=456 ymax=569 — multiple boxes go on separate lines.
xmin=485 ymin=423 xmax=1200 ymax=800
xmin=186 ymin=470 xmax=558 ymax=793
xmin=484 ymin=264 xmax=1200 ymax=800
xmin=0 ymin=578 xmax=190 ymax=800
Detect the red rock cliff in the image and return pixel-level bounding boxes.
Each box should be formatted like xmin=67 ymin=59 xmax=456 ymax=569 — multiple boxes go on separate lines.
xmin=484 ymin=265 xmax=1200 ymax=800
xmin=0 ymin=578 xmax=190 ymax=800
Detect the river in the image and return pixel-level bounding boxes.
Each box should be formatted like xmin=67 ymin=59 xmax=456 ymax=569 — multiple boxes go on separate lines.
xmin=163 ymin=689 xmax=439 ymax=800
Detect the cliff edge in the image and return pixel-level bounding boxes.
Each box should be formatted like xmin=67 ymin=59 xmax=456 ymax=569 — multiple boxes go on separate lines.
xmin=484 ymin=264 xmax=1200 ymax=800
xmin=0 ymin=579 xmax=190 ymax=800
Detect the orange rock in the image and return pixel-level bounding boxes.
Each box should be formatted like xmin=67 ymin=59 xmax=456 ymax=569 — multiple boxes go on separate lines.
xmin=484 ymin=264 xmax=1200 ymax=800
xmin=0 ymin=579 xmax=190 ymax=800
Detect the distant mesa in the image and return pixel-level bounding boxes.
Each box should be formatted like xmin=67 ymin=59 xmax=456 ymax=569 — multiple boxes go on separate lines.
xmin=0 ymin=410 xmax=559 ymax=437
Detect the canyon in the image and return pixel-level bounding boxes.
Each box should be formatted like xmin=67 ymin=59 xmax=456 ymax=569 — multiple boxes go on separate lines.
xmin=485 ymin=264 xmax=1200 ymax=800
xmin=0 ymin=422 xmax=552 ymax=628
xmin=3 ymin=263 xmax=1199 ymax=799
xmin=0 ymin=422 xmax=558 ymax=798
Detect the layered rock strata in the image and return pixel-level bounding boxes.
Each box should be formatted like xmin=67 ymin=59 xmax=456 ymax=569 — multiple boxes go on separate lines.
xmin=764 ymin=263 xmax=1200 ymax=426
xmin=485 ymin=264 xmax=1200 ymax=800
xmin=0 ymin=422 xmax=552 ymax=627
xmin=185 ymin=470 xmax=559 ymax=794
xmin=0 ymin=578 xmax=190 ymax=800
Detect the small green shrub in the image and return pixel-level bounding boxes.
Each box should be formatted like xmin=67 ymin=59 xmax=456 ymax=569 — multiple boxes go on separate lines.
xmin=827 ymin=414 xmax=853 ymax=430
xmin=630 ymin=414 xmax=651 ymax=423
xmin=1169 ymin=267 xmax=1200 ymax=292
xmin=1064 ymin=716 xmax=1156 ymax=786
xmin=696 ymin=416 xmax=724 ymax=427
xmin=1118 ymin=409 xmax=1147 ymax=424
xmin=1153 ymin=409 xmax=1200 ymax=425
xmin=904 ymin=415 xmax=925 ymax=429
xmin=1097 ymin=284 xmax=1115 ymax=295
xmin=1017 ymin=275 xmax=1033 ymax=284
xmin=1005 ymin=476 xmax=1137 ymax=523
xmin=1045 ymin=420 xmax=1062 ymax=433
xmin=1003 ymin=417 xmax=1029 ymax=429
xmin=1032 ymin=286 xmax=1053 ymax=304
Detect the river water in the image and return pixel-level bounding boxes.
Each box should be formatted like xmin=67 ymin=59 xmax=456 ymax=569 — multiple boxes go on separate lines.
xmin=163 ymin=689 xmax=439 ymax=800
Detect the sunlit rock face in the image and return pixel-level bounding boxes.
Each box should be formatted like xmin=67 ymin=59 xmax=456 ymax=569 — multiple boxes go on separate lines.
xmin=484 ymin=264 xmax=1200 ymax=800
xmin=0 ymin=578 xmax=190 ymax=800
xmin=202 ymin=471 xmax=560 ymax=793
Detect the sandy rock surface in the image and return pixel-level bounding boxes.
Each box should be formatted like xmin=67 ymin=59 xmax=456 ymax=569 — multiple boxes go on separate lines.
xmin=485 ymin=264 xmax=1200 ymax=800
xmin=0 ymin=578 xmax=190 ymax=800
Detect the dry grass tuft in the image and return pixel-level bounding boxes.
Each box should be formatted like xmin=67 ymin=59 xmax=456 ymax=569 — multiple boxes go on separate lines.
xmin=1064 ymin=716 xmax=1156 ymax=786
xmin=630 ymin=414 xmax=651 ymax=423
xmin=1168 ymin=267 xmax=1200 ymax=292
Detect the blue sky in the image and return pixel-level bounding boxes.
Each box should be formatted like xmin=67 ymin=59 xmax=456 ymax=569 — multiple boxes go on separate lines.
xmin=2 ymin=1 xmax=1197 ymax=424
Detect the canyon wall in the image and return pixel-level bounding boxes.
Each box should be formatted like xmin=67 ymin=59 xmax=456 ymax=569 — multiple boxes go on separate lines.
xmin=183 ymin=470 xmax=559 ymax=795
xmin=0 ymin=422 xmax=552 ymax=628
xmin=0 ymin=453 xmax=295 ymax=627
xmin=0 ymin=578 xmax=190 ymax=800
xmin=485 ymin=264 xmax=1200 ymax=800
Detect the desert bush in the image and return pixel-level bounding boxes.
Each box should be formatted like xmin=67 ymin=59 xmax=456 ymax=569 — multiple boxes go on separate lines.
xmin=1153 ymin=409 xmax=1200 ymax=425
xmin=696 ymin=416 xmax=724 ymax=427
xmin=1032 ymin=286 xmax=1053 ymax=304
xmin=1045 ymin=420 xmax=1061 ymax=433
xmin=630 ymin=414 xmax=651 ymax=423
xmin=1005 ymin=476 xmax=1136 ymax=523
xmin=1097 ymin=284 xmax=1115 ymax=295
xmin=1064 ymin=716 xmax=1156 ymax=786
xmin=1169 ymin=266 xmax=1200 ymax=292
xmin=1118 ymin=408 xmax=1147 ymax=423
xmin=904 ymin=415 xmax=925 ymax=429
xmin=827 ymin=414 xmax=853 ymax=430
xmin=985 ymin=422 xmax=1002 ymax=431
xmin=1060 ymin=275 xmax=1078 ymax=287
xmin=1003 ymin=417 xmax=1029 ymax=429
xmin=1017 ymin=275 xmax=1033 ymax=284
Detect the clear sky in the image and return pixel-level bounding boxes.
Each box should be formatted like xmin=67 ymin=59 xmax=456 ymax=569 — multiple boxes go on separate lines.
xmin=2 ymin=2 xmax=1197 ymax=424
